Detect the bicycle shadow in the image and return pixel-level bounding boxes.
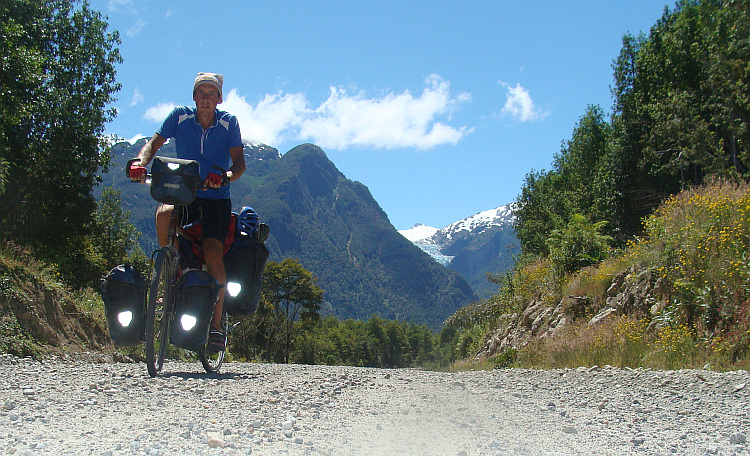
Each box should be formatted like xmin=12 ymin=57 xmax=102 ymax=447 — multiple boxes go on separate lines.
xmin=158 ymin=370 xmax=262 ymax=381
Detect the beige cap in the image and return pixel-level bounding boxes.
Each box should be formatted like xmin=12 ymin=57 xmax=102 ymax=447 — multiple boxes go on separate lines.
xmin=193 ymin=72 xmax=223 ymax=101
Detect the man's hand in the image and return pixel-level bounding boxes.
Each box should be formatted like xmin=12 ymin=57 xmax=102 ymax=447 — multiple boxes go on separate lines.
xmin=127 ymin=160 xmax=147 ymax=181
xmin=204 ymin=172 xmax=227 ymax=188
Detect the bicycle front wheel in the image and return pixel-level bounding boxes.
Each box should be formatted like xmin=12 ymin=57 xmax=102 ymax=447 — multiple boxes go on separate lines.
xmin=146 ymin=248 xmax=175 ymax=377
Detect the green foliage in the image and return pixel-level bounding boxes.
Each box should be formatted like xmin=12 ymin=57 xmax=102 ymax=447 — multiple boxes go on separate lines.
xmin=263 ymin=258 xmax=324 ymax=363
xmin=0 ymin=315 xmax=43 ymax=359
xmin=644 ymin=180 xmax=750 ymax=343
xmin=0 ymin=0 xmax=121 ymax=284
xmin=225 ymin=259 xmax=469 ymax=369
xmin=284 ymin=315 xmax=442 ymax=368
xmin=609 ymin=0 xmax=750 ymax=230
xmin=546 ymin=214 xmax=613 ymax=279
xmin=514 ymin=106 xmax=615 ymax=255
xmin=489 ymin=348 xmax=517 ymax=369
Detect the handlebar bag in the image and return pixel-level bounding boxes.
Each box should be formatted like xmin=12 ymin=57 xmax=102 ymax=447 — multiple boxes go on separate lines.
xmin=223 ymin=236 xmax=269 ymax=319
xmin=170 ymin=270 xmax=219 ymax=351
xmin=101 ymin=264 xmax=146 ymax=347
xmin=150 ymin=156 xmax=200 ymax=206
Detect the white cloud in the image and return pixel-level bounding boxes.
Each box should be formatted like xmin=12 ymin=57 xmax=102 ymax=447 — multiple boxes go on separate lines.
xmin=499 ymin=82 xmax=546 ymax=122
xmin=222 ymin=89 xmax=308 ymax=147
xmin=300 ymin=75 xmax=471 ymax=150
xmin=126 ymin=133 xmax=147 ymax=144
xmin=126 ymin=18 xmax=145 ymax=37
xmin=130 ymin=88 xmax=144 ymax=107
xmin=143 ymin=102 xmax=175 ymax=123
xmin=107 ymin=0 xmax=134 ymax=12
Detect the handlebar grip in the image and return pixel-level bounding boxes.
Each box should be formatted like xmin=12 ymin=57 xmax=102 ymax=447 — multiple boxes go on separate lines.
xmin=125 ymin=158 xmax=141 ymax=179
xmin=210 ymin=165 xmax=229 ymax=187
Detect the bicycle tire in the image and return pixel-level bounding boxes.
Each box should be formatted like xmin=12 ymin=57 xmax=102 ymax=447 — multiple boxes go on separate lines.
xmin=199 ymin=313 xmax=227 ymax=373
xmin=146 ymin=248 xmax=175 ymax=377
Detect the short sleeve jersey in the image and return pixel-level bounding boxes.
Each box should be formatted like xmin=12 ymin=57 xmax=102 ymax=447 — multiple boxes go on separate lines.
xmin=157 ymin=106 xmax=242 ymax=200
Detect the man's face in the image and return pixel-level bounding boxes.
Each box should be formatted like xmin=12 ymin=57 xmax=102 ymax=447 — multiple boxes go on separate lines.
xmin=193 ymin=83 xmax=221 ymax=114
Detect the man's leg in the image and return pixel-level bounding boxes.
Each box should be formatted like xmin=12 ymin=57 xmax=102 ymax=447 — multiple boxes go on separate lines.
xmin=203 ymin=237 xmax=226 ymax=331
xmin=155 ymin=204 xmax=174 ymax=247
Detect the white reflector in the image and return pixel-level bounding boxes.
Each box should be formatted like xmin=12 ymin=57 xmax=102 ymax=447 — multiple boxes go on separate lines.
xmin=227 ymin=281 xmax=242 ymax=297
xmin=167 ymin=162 xmax=180 ymax=170
xmin=180 ymin=314 xmax=197 ymax=331
xmin=117 ymin=311 xmax=133 ymax=327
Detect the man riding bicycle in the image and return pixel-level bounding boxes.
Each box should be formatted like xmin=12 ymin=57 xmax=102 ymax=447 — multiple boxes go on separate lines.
xmin=127 ymin=72 xmax=245 ymax=353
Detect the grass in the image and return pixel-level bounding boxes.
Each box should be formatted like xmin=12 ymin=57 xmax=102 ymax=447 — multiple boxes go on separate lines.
xmin=467 ymin=179 xmax=750 ymax=372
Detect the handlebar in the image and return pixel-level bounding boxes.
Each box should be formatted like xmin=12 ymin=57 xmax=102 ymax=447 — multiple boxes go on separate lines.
xmin=126 ymin=158 xmax=228 ymax=189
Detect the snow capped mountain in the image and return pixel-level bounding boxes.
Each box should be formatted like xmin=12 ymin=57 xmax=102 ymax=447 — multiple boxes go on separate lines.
xmin=399 ymin=205 xmax=519 ymax=296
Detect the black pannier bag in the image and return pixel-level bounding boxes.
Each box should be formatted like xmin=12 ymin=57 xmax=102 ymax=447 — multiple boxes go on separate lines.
xmin=150 ymin=156 xmax=200 ymax=206
xmin=223 ymin=236 xmax=269 ymax=319
xmin=101 ymin=264 xmax=146 ymax=347
xmin=170 ymin=270 xmax=219 ymax=351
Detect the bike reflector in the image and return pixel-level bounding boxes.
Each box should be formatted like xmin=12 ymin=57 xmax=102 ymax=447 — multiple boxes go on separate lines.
xmin=150 ymin=156 xmax=200 ymax=206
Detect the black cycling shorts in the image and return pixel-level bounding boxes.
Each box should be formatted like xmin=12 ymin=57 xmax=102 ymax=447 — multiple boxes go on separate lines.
xmin=178 ymin=198 xmax=232 ymax=244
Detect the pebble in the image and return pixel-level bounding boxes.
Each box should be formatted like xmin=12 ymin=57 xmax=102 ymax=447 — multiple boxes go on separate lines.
xmin=0 ymin=354 xmax=747 ymax=455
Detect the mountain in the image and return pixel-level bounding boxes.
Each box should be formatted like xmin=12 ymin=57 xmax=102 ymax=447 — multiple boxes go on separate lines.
xmin=102 ymin=141 xmax=476 ymax=329
xmin=400 ymin=206 xmax=520 ymax=297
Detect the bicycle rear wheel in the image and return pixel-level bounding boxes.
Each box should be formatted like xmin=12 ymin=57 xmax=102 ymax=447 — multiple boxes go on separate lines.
xmin=199 ymin=313 xmax=227 ymax=373
xmin=146 ymin=248 xmax=175 ymax=377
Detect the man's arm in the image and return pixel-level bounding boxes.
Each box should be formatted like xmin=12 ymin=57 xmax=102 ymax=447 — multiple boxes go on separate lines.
xmin=136 ymin=133 xmax=167 ymax=167
xmin=226 ymin=146 xmax=245 ymax=182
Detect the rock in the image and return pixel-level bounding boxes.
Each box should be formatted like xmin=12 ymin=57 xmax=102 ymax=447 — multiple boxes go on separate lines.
xmin=207 ymin=433 xmax=225 ymax=448
xmin=730 ymin=433 xmax=746 ymax=444
xmin=588 ymin=307 xmax=617 ymax=326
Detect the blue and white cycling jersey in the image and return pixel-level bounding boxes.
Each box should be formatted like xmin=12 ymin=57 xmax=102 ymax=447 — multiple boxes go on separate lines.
xmin=157 ymin=106 xmax=242 ymax=200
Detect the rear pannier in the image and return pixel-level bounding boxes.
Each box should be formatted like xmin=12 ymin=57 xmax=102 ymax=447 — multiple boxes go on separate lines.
xmin=101 ymin=264 xmax=146 ymax=347
xmin=150 ymin=156 xmax=200 ymax=206
xmin=223 ymin=236 xmax=269 ymax=319
xmin=170 ymin=270 xmax=220 ymax=351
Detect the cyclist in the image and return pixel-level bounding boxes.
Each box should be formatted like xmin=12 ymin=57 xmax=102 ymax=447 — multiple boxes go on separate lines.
xmin=127 ymin=72 xmax=246 ymax=353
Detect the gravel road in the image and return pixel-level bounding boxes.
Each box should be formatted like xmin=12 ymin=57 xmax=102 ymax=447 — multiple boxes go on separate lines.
xmin=0 ymin=353 xmax=748 ymax=456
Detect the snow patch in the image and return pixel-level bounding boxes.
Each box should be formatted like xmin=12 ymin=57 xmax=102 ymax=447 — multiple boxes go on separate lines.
xmin=399 ymin=223 xmax=439 ymax=242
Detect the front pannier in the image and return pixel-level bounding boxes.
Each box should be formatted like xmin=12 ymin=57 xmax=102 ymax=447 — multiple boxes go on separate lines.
xmin=150 ymin=156 xmax=200 ymax=206
xmin=223 ymin=237 xmax=269 ymax=319
xmin=101 ymin=264 xmax=146 ymax=346
xmin=170 ymin=270 xmax=219 ymax=351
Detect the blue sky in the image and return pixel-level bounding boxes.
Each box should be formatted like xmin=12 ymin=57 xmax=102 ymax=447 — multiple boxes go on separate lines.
xmin=93 ymin=0 xmax=669 ymax=230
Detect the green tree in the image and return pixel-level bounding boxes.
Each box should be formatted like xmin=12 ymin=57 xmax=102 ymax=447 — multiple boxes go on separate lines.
xmin=263 ymin=258 xmax=324 ymax=363
xmin=0 ymin=0 xmax=121 ymax=282
xmin=93 ymin=187 xmax=140 ymax=267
